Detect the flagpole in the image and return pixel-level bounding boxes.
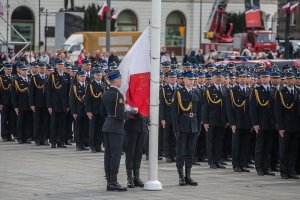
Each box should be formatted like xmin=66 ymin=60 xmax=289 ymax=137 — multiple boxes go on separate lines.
xmin=106 ymin=0 xmax=111 ymax=53
xmin=284 ymin=0 xmax=291 ymax=59
xmin=144 ymin=0 xmax=162 ymax=191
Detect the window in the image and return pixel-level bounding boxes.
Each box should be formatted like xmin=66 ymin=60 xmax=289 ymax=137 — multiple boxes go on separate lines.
xmin=290 ymin=13 xmax=296 ymax=26
xmin=116 ymin=10 xmax=138 ymax=31
xmin=165 ymin=11 xmax=186 ymax=55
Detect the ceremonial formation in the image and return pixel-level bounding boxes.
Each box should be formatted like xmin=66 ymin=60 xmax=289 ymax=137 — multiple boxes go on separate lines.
xmin=1 ymin=57 xmax=300 ymax=192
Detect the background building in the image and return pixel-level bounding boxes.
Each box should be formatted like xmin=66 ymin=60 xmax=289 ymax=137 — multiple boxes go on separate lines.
xmin=0 ymin=0 xmax=278 ymax=54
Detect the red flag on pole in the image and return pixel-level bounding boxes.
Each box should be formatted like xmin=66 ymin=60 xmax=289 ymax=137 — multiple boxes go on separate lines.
xmin=98 ymin=1 xmax=108 ymax=20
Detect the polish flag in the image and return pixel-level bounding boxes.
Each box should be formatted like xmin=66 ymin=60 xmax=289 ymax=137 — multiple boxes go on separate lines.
xmin=282 ymin=2 xmax=290 ymax=12
xmin=98 ymin=1 xmax=108 ymax=20
xmin=111 ymin=9 xmax=120 ymax=20
xmin=0 ymin=0 xmax=4 ymax=16
xmin=119 ymin=27 xmax=151 ymax=117
xmin=290 ymin=2 xmax=299 ymax=13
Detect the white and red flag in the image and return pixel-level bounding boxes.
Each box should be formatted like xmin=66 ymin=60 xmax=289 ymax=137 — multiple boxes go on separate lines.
xmin=98 ymin=1 xmax=108 ymax=20
xmin=119 ymin=27 xmax=151 ymax=117
xmin=290 ymin=2 xmax=299 ymax=12
xmin=282 ymin=2 xmax=290 ymax=12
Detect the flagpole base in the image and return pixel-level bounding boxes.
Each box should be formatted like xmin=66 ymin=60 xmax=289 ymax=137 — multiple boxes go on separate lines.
xmin=143 ymin=180 xmax=162 ymax=191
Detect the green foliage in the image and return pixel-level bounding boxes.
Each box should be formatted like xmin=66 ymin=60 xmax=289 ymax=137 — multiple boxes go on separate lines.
xmin=75 ymin=3 xmax=116 ymax=31
xmin=226 ymin=12 xmax=246 ymax=34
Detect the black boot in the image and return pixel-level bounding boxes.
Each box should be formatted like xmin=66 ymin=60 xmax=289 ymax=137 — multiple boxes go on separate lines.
xmin=178 ymin=168 xmax=186 ymax=186
xmin=127 ymin=170 xmax=135 ymax=188
xmin=106 ymin=173 xmax=110 ymax=191
xmin=133 ymin=169 xmax=144 ymax=187
xmin=185 ymin=168 xmax=198 ymax=186
xmin=107 ymin=174 xmax=127 ymax=191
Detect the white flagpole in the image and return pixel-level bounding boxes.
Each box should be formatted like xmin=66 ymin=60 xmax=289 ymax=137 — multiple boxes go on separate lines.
xmin=144 ymin=0 xmax=162 ymax=191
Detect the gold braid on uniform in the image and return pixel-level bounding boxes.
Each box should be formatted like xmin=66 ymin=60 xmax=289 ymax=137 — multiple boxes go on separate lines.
xmin=177 ymin=91 xmax=192 ymax=112
xmin=0 ymin=77 xmax=11 ymax=90
xmin=206 ymin=89 xmax=222 ymax=106
xmin=230 ymin=89 xmax=246 ymax=111
xmin=279 ymin=91 xmax=293 ymax=109
xmin=90 ymin=84 xmax=102 ymax=98
xmin=162 ymin=88 xmax=172 ymax=106
xmin=14 ymin=80 xmax=28 ymax=93
xmin=73 ymin=85 xmax=85 ymax=102
xmin=33 ymin=76 xmax=44 ymax=89
xmin=114 ymin=92 xmax=119 ymax=116
xmin=51 ymin=73 xmax=62 ymax=89
xmin=254 ymin=89 xmax=269 ymax=107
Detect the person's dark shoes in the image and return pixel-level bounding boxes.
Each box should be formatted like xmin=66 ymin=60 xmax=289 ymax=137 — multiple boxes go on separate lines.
xmin=241 ymin=167 xmax=250 ymax=172
xmin=24 ymin=140 xmax=31 ymax=144
xmin=199 ymin=158 xmax=208 ymax=162
xmin=65 ymin=140 xmax=72 ymax=145
xmin=216 ymin=163 xmax=226 ymax=169
xmin=233 ymin=167 xmax=242 ymax=172
xmin=127 ymin=178 xmax=135 ymax=188
xmin=133 ymin=169 xmax=144 ymax=187
xmin=210 ymin=164 xmax=217 ymax=169
xmin=257 ymin=170 xmax=265 ymax=176
xmin=81 ymin=145 xmax=90 ymax=151
xmin=96 ymin=147 xmax=103 ymax=152
xmin=166 ymin=157 xmax=172 ymax=163
xmin=171 ymin=157 xmax=176 ymax=162
xmin=288 ymin=173 xmax=299 ymax=179
xmin=272 ymin=167 xmax=280 ymax=172
xmin=219 ymin=161 xmax=227 ymax=165
xmin=57 ymin=144 xmax=67 ymax=148
xmin=76 ymin=146 xmax=83 ymax=151
xmin=264 ymin=171 xmax=275 ymax=176
xmin=281 ymin=173 xmax=289 ymax=179
xmin=17 ymin=139 xmax=23 ymax=144
xmin=185 ymin=168 xmax=198 ymax=186
xmin=158 ymin=156 xmax=163 ymax=160
xmin=107 ymin=183 xmax=127 ymax=191
xmin=245 ymin=164 xmax=254 ymax=169
xmin=193 ymin=160 xmax=201 ymax=165
xmin=50 ymin=143 xmax=56 ymax=148
xmin=248 ymin=160 xmax=255 ymax=165
xmin=177 ymin=168 xmax=186 ymax=186
xmin=225 ymin=156 xmax=232 ymax=161
xmin=35 ymin=141 xmax=41 ymax=146
xmin=40 ymin=141 xmax=49 ymax=145
xmin=90 ymin=148 xmax=97 ymax=153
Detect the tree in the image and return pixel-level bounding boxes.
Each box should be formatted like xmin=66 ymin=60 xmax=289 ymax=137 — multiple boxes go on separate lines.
xmin=75 ymin=3 xmax=116 ymax=31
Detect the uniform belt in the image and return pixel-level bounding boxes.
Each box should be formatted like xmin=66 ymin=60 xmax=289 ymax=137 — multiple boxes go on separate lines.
xmin=107 ymin=115 xmax=116 ymax=118
xmin=182 ymin=113 xmax=197 ymax=118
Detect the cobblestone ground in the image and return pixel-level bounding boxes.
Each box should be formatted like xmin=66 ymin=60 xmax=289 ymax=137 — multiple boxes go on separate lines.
xmin=0 ymin=141 xmax=299 ymax=200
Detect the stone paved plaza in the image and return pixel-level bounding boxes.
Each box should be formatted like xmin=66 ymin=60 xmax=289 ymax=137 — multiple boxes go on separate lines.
xmin=0 ymin=141 xmax=299 ymax=200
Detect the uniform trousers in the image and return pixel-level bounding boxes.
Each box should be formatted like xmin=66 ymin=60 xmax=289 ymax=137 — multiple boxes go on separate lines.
xmin=176 ymin=132 xmax=197 ymax=169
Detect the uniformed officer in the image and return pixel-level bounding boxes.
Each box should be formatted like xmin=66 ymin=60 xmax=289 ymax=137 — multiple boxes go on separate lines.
xmin=47 ymin=59 xmax=70 ymax=148
xmin=11 ymin=64 xmax=32 ymax=144
xmin=159 ymin=71 xmax=177 ymax=163
xmin=70 ymin=70 xmax=89 ymax=151
xmin=249 ymin=71 xmax=275 ymax=176
xmin=171 ymin=71 xmax=201 ymax=186
xmin=202 ymin=71 xmax=227 ymax=169
xmin=101 ymin=70 xmax=127 ymax=191
xmin=275 ymin=72 xmax=300 ymax=179
xmin=85 ymin=69 xmax=104 ymax=153
xmin=29 ymin=62 xmax=49 ymax=145
xmin=226 ymin=71 xmax=251 ymax=172
xmin=0 ymin=63 xmax=16 ymax=141
xmin=81 ymin=59 xmax=92 ymax=83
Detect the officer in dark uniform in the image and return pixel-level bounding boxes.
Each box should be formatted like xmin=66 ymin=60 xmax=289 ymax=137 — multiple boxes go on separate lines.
xmin=47 ymin=59 xmax=70 ymax=148
xmin=125 ymin=110 xmax=147 ymax=188
xmin=101 ymin=70 xmax=127 ymax=191
xmin=82 ymin=59 xmax=92 ymax=84
xmin=226 ymin=71 xmax=251 ymax=172
xmin=0 ymin=64 xmax=16 ymax=141
xmin=29 ymin=62 xmax=49 ymax=145
xmin=159 ymin=71 xmax=177 ymax=163
xmin=275 ymin=72 xmax=300 ymax=179
xmin=85 ymin=69 xmax=104 ymax=153
xmin=171 ymin=71 xmax=201 ymax=186
xmin=249 ymin=71 xmax=275 ymax=176
xmin=202 ymin=71 xmax=227 ymax=169
xmin=11 ymin=64 xmax=32 ymax=144
xmin=69 ymin=70 xmax=89 ymax=151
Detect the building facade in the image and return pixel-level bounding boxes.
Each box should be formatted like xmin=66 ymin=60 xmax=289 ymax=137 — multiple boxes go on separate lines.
xmin=0 ymin=0 xmax=278 ymax=54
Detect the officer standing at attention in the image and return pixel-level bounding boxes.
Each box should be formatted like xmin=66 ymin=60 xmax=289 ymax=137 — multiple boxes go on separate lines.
xmin=171 ymin=71 xmax=201 ymax=186
xmin=159 ymin=71 xmax=177 ymax=163
xmin=69 ymin=70 xmax=89 ymax=151
xmin=202 ymin=71 xmax=227 ymax=169
xmin=11 ymin=64 xmax=32 ymax=144
xmin=29 ymin=62 xmax=49 ymax=146
xmin=275 ymin=72 xmax=300 ymax=179
xmin=85 ymin=69 xmax=105 ymax=153
xmin=249 ymin=71 xmax=275 ymax=176
xmin=101 ymin=70 xmax=127 ymax=192
xmin=47 ymin=59 xmax=70 ymax=148
xmin=0 ymin=64 xmax=16 ymax=142
xmin=226 ymin=71 xmax=251 ymax=173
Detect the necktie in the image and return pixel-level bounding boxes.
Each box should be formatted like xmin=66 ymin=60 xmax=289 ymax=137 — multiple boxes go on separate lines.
xmin=242 ymin=88 xmax=246 ymax=94
xmin=291 ymin=89 xmax=294 ymax=95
